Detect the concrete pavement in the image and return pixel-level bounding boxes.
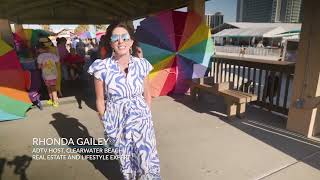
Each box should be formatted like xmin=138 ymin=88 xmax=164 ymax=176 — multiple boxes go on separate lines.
xmin=0 ymin=95 xmax=319 ymax=180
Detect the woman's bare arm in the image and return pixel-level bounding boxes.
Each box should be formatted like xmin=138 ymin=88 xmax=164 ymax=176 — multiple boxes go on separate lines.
xmin=144 ymin=76 xmax=152 ymax=108
xmin=94 ymin=78 xmax=105 ymax=120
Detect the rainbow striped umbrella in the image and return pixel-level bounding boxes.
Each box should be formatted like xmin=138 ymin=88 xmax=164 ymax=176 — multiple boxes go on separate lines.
xmin=135 ymin=10 xmax=213 ymax=97
xmin=21 ymin=29 xmax=51 ymax=47
xmin=14 ymin=29 xmax=52 ymax=59
xmin=0 ymin=39 xmax=32 ymax=121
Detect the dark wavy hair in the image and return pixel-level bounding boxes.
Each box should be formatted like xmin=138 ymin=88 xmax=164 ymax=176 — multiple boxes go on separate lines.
xmin=104 ymin=21 xmax=138 ymax=57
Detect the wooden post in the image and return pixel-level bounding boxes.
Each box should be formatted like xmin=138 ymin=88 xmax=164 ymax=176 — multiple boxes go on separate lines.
xmin=287 ymin=1 xmax=320 ymax=137
xmin=236 ymin=103 xmax=246 ymax=118
xmin=0 ymin=19 xmax=14 ymax=47
xmin=225 ymin=98 xmax=237 ymax=119
xmin=187 ymin=0 xmax=205 ymax=21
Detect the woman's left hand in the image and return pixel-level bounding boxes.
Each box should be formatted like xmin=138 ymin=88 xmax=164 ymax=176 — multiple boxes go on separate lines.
xmin=144 ymin=76 xmax=152 ymax=109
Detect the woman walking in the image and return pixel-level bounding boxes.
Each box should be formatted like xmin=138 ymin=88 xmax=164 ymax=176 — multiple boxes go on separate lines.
xmin=88 ymin=22 xmax=161 ymax=179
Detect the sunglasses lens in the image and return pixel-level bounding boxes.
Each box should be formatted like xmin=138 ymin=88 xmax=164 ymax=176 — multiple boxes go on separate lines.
xmin=110 ymin=35 xmax=119 ymax=43
xmin=111 ymin=34 xmax=130 ymax=43
xmin=122 ymin=34 xmax=130 ymax=41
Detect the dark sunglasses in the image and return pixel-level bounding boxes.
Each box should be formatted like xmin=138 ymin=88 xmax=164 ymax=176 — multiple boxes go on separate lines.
xmin=110 ymin=33 xmax=131 ymax=43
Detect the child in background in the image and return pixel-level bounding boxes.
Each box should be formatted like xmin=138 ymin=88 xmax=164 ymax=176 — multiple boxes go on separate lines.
xmin=64 ymin=48 xmax=85 ymax=80
xmin=37 ymin=41 xmax=60 ymax=107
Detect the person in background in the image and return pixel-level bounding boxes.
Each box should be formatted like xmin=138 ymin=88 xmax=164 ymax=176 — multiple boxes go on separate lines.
xmin=38 ymin=37 xmax=63 ymax=97
xmin=87 ymin=38 xmax=99 ymax=62
xmin=64 ymin=48 xmax=85 ymax=80
xmin=71 ymin=37 xmax=79 ymax=49
xmin=239 ymin=45 xmax=246 ymax=57
xmin=132 ymin=41 xmax=143 ymax=58
xmin=98 ymin=35 xmax=108 ymax=59
xmin=37 ymin=41 xmax=60 ymax=107
xmin=76 ymin=39 xmax=86 ymax=58
xmin=88 ymin=38 xmax=98 ymax=50
xmin=57 ymin=37 xmax=69 ymax=81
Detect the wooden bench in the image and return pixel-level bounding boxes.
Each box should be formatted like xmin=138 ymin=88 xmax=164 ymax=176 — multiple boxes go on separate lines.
xmin=188 ymin=77 xmax=257 ymax=119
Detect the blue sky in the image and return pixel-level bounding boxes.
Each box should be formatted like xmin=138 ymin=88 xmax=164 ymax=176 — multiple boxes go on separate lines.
xmin=24 ymin=0 xmax=237 ymax=32
xmin=205 ymin=0 xmax=237 ymax=22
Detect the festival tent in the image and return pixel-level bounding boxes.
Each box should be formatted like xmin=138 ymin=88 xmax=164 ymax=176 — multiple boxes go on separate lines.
xmin=213 ymin=27 xmax=275 ymax=38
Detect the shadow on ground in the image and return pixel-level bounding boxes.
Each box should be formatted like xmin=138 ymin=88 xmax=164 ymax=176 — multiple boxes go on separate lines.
xmin=171 ymin=93 xmax=320 ymax=171
xmin=49 ymin=113 xmax=123 ymax=180
xmin=0 ymin=155 xmax=32 ymax=180
xmin=0 ymin=158 xmax=5 ymax=180
xmin=60 ymin=65 xmax=96 ymax=111
xmin=61 ymin=79 xmax=96 ymax=110
xmin=36 ymin=78 xmax=96 ymax=112
xmin=35 ymin=67 xmax=96 ymax=111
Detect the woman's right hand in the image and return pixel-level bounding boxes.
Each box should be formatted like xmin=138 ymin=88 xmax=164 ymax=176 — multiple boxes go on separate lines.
xmin=94 ymin=73 xmax=106 ymax=128
xmin=97 ymin=112 xmax=104 ymax=127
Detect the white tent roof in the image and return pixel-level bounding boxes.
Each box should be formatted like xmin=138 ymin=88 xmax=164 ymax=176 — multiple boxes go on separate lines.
xmin=213 ymin=27 xmax=275 ymax=37
xmin=282 ymin=34 xmax=300 ymax=40
xmin=213 ymin=23 xmax=302 ymax=38
xmin=225 ymin=22 xmax=301 ymax=30
xmin=262 ymin=27 xmax=285 ymax=37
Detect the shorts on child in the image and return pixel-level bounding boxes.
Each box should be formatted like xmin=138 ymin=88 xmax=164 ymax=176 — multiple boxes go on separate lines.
xmin=44 ymin=79 xmax=56 ymax=86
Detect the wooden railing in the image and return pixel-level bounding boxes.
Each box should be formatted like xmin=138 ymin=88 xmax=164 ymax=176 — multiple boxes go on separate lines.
xmin=209 ymin=55 xmax=295 ymax=115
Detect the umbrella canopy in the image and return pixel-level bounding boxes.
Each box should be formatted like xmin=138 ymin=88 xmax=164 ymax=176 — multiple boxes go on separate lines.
xmin=0 ymin=39 xmax=32 ymax=121
xmin=14 ymin=29 xmax=52 ymax=59
xmin=79 ymin=31 xmax=96 ymax=39
xmin=135 ymin=10 xmax=214 ymax=97
xmin=16 ymin=29 xmax=51 ymax=48
xmin=96 ymin=31 xmax=105 ymax=40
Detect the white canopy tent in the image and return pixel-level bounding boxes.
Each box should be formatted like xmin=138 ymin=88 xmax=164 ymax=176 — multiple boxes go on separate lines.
xmin=213 ymin=27 xmax=275 ymax=38
xmin=213 ymin=23 xmax=301 ymax=38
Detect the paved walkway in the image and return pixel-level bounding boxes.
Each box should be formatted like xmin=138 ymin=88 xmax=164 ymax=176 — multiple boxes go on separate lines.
xmin=0 ymin=94 xmax=320 ymax=180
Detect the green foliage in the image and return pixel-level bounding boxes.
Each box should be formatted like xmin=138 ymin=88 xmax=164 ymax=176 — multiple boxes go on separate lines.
xmin=74 ymin=25 xmax=90 ymax=34
xmin=94 ymin=24 xmax=107 ymax=32
xmin=40 ymin=24 xmax=51 ymax=31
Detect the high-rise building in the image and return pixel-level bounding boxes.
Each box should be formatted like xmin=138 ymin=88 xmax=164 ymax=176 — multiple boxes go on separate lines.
xmin=236 ymin=0 xmax=274 ymax=22
xmin=205 ymin=12 xmax=224 ymax=29
xmin=271 ymin=0 xmax=304 ymax=23
xmin=205 ymin=15 xmax=213 ymax=28
xmin=213 ymin=12 xmax=224 ymax=28
xmin=237 ymin=0 xmax=303 ymax=23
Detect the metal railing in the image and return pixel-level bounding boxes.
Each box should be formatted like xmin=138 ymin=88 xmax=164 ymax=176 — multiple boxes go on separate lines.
xmin=209 ymin=55 xmax=295 ymax=115
xmin=215 ymin=46 xmax=281 ymax=57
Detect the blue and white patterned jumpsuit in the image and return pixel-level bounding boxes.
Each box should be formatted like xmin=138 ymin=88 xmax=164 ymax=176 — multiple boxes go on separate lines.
xmin=88 ymin=56 xmax=161 ymax=180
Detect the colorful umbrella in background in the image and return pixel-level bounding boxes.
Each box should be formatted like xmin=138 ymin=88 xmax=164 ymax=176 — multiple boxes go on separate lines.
xmin=79 ymin=31 xmax=96 ymax=39
xmin=23 ymin=29 xmax=52 ymax=48
xmin=0 ymin=38 xmax=32 ymax=121
xmin=14 ymin=29 xmax=52 ymax=59
xmin=135 ymin=10 xmax=214 ymax=97
xmin=96 ymin=31 xmax=105 ymax=40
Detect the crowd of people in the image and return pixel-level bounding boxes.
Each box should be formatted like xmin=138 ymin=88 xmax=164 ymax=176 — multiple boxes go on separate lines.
xmin=35 ymin=24 xmax=144 ymax=108
xmin=31 ymin=34 xmax=94 ymax=107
